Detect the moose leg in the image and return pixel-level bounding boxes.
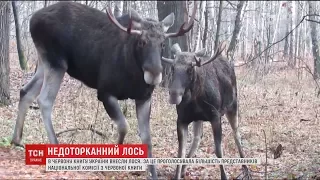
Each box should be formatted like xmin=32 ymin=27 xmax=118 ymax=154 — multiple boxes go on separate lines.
xmin=37 ymin=63 xmax=66 ymax=144
xmin=135 ymin=98 xmax=157 ymax=179
xmin=101 ymin=95 xmax=128 ymax=144
xmin=11 ymin=62 xmax=44 ymax=146
xmin=174 ymin=120 xmax=188 ymax=180
xmin=226 ymin=102 xmax=251 ymax=178
xmin=226 ymin=102 xmax=245 ymax=158
xmin=211 ymin=117 xmax=227 ymax=180
xmin=181 ymin=121 xmax=203 ymax=177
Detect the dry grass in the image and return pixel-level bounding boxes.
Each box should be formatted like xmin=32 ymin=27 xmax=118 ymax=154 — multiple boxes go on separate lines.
xmin=0 ymin=53 xmax=319 ymax=179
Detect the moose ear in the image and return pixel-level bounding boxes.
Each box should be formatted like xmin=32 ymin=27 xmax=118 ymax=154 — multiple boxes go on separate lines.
xmin=114 ymin=5 xmax=122 ymax=18
xmin=195 ymin=48 xmax=206 ymax=57
xmin=171 ymin=43 xmax=182 ymax=55
xmin=129 ymin=8 xmax=142 ymax=29
xmin=129 ymin=8 xmax=142 ymax=22
xmin=161 ymin=13 xmax=175 ymax=32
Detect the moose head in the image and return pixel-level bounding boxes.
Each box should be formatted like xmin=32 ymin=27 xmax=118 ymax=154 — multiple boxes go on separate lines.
xmin=106 ymin=1 xmax=198 ymax=85
xmin=162 ymin=43 xmax=226 ymax=104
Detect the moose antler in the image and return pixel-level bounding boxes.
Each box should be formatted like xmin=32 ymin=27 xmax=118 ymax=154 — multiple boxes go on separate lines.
xmin=191 ymin=43 xmax=226 ymax=67
xmin=106 ymin=4 xmax=142 ymax=36
xmin=165 ymin=1 xmax=197 ymax=38
xmin=161 ymin=57 xmax=175 ymax=64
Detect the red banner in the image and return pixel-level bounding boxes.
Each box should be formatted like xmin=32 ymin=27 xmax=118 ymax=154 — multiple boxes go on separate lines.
xmin=25 ymin=144 xmax=148 ymax=165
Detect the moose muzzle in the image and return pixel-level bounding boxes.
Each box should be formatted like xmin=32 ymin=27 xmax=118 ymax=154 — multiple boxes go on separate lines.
xmin=143 ymin=71 xmax=162 ymax=85
xmin=169 ymin=88 xmax=184 ymax=105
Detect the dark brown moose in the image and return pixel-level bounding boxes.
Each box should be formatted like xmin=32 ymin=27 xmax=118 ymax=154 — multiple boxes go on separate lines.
xmin=162 ymin=43 xmax=251 ymax=180
xmin=11 ymin=2 xmax=197 ymax=179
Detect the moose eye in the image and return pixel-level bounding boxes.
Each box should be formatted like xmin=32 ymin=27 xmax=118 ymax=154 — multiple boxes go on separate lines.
xmin=161 ymin=43 xmax=165 ymax=49
xmin=138 ymin=40 xmax=146 ymax=48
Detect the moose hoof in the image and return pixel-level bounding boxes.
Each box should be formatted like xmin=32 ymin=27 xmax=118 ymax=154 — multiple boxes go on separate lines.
xmin=172 ymin=175 xmax=182 ymax=180
xmin=10 ymin=140 xmax=25 ymax=149
xmin=243 ymin=168 xmax=252 ymax=180
xmin=235 ymin=166 xmax=252 ymax=180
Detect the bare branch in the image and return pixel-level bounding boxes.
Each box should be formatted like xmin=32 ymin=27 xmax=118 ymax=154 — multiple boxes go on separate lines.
xmin=225 ymin=0 xmax=237 ymax=9
xmin=56 ymin=126 xmax=107 ymax=139
xmin=306 ymin=19 xmax=320 ymax=24
xmin=236 ymin=14 xmax=320 ymax=67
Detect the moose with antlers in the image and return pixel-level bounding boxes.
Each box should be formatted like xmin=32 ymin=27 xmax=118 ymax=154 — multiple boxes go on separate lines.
xmin=11 ymin=1 xmax=197 ymax=179
xmin=162 ymin=43 xmax=251 ymax=180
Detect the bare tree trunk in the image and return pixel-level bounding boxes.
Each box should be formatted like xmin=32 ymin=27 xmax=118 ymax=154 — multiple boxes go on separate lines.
xmin=157 ymin=1 xmax=187 ymax=87
xmin=283 ymin=9 xmax=290 ymax=58
xmin=308 ymin=1 xmax=320 ymax=79
xmin=0 ymin=2 xmax=10 ymax=105
xmin=193 ymin=1 xmax=204 ymax=52
xmin=206 ymin=0 xmax=214 ymax=55
xmin=214 ymin=0 xmax=223 ymax=52
xmin=202 ymin=0 xmax=209 ymax=48
xmin=260 ymin=1 xmax=265 ymax=52
xmin=157 ymin=1 xmax=187 ymax=57
xmin=245 ymin=1 xmax=250 ymax=61
xmin=252 ymin=1 xmax=261 ymax=67
xmin=123 ymin=1 xmax=128 ymax=14
xmin=114 ymin=1 xmax=123 ymax=18
xmin=132 ymin=1 xmax=137 ymax=10
xmin=241 ymin=27 xmax=245 ymax=59
xmin=253 ymin=1 xmax=265 ymax=79
xmin=289 ymin=1 xmax=295 ymax=67
xmin=249 ymin=1 xmax=256 ymax=65
xmin=12 ymin=1 xmax=27 ymax=70
xmin=271 ymin=1 xmax=282 ymax=62
xmin=293 ymin=1 xmax=299 ymax=67
xmin=264 ymin=5 xmax=272 ymax=73
xmin=303 ymin=1 xmax=307 ymax=60
xmin=227 ymin=1 xmax=245 ymax=64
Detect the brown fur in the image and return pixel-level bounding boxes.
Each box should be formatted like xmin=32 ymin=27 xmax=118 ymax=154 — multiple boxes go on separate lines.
xmin=167 ymin=45 xmax=247 ymax=180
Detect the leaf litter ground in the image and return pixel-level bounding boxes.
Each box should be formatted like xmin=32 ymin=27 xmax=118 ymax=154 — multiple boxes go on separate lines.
xmin=0 ymin=59 xmax=319 ymax=179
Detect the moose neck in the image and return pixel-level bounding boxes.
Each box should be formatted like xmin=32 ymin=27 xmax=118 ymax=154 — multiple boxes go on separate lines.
xmin=189 ymin=67 xmax=205 ymax=100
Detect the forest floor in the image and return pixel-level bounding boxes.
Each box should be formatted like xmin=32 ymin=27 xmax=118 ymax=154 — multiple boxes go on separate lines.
xmin=0 ymin=58 xmax=320 ymax=179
